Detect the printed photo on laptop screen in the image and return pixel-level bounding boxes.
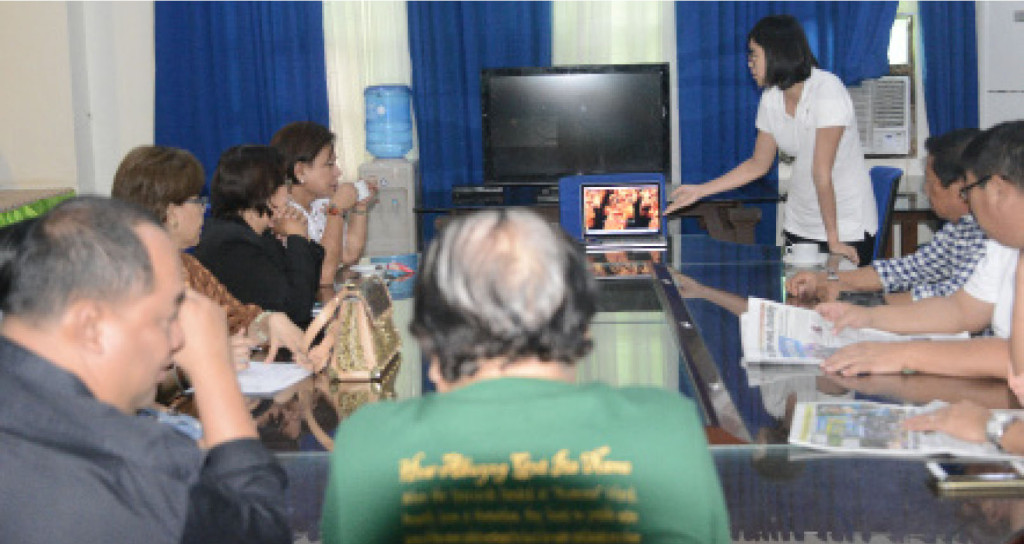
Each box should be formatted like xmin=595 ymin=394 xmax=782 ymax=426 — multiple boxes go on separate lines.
xmin=581 ymin=183 xmax=661 ymax=236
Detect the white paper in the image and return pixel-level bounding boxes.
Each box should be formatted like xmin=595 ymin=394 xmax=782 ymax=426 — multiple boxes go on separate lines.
xmin=741 ymin=297 xmax=969 ymax=365
xmin=236 ymin=362 xmax=311 ymax=397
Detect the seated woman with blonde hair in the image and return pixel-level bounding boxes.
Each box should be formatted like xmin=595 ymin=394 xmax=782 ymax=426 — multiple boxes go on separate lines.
xmin=111 ymin=145 xmax=308 ymax=368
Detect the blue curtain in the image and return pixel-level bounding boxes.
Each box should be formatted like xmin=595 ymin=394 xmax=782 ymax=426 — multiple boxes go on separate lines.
xmin=919 ymin=2 xmax=979 ymax=136
xmin=675 ymin=1 xmax=897 ymax=244
xmin=797 ymin=2 xmax=898 ymax=86
xmin=407 ymin=1 xmax=552 ymax=209
xmin=155 ymin=1 xmax=330 ymax=186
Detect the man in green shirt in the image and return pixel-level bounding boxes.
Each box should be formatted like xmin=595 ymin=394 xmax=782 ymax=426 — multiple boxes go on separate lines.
xmin=322 ymin=208 xmax=730 ymax=543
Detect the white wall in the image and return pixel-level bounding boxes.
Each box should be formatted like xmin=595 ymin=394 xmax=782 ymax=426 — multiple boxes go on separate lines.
xmin=68 ymin=1 xmax=155 ymax=196
xmin=0 ymin=2 xmax=78 ymax=190
xmin=977 ymin=1 xmax=1024 ymax=129
xmin=0 ymin=1 xmax=154 ymax=195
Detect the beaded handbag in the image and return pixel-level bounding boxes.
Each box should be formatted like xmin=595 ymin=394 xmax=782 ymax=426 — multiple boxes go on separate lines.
xmin=299 ymin=361 xmax=401 ymax=451
xmin=304 ymin=275 xmax=402 ymax=382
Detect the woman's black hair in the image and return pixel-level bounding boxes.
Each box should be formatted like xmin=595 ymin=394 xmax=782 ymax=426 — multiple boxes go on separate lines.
xmin=270 ymin=121 xmax=336 ymax=185
xmin=210 ymin=145 xmax=287 ymax=220
xmin=748 ymin=14 xmax=818 ymax=90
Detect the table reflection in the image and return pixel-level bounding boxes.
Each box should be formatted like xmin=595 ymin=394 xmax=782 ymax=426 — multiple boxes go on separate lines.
xmin=254 ymin=269 xmax=414 ymax=452
xmin=255 ymin=252 xmax=684 ymax=453
xmin=255 ymin=362 xmax=400 ymax=452
xmin=268 ymin=236 xmax=1024 ymax=543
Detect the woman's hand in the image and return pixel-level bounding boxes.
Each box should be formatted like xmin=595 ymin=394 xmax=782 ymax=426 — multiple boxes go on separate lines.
xmin=828 ymin=240 xmax=860 ymax=266
xmin=229 ymin=332 xmax=255 ymax=371
xmin=357 ymin=177 xmax=380 ymax=206
xmin=273 ymin=204 xmax=308 ymax=238
xmin=330 ymin=183 xmax=358 ymax=211
xmin=263 ymin=312 xmax=310 ymax=369
xmin=664 ymin=183 xmax=707 ymax=215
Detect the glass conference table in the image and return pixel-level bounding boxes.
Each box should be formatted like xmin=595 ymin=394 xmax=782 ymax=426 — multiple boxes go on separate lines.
xmin=271 ymin=235 xmax=1024 ymax=543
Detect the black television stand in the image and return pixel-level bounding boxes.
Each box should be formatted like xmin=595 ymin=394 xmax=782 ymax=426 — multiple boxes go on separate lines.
xmin=536 ymin=186 xmax=559 ymax=204
xmin=451 ymin=184 xmax=559 ymax=206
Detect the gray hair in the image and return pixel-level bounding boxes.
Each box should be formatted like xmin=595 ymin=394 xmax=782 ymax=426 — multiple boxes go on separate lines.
xmin=411 ymin=208 xmax=597 ymax=382
xmin=2 ymin=196 xmax=161 ymax=322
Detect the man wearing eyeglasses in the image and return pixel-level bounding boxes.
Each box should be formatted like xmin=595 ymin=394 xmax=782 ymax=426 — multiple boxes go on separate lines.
xmin=814 ymin=121 xmax=1024 ymax=381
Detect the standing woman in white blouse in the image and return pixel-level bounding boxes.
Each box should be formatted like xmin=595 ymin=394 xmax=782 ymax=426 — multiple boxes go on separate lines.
xmin=665 ymin=14 xmax=877 ymax=265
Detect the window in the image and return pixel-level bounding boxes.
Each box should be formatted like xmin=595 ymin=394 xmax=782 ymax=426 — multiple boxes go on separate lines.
xmin=848 ymin=13 xmax=916 ymax=157
xmin=888 ymin=14 xmax=914 ymax=76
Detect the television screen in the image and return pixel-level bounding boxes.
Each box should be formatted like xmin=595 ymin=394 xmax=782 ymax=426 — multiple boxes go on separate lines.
xmin=481 ymin=64 xmax=670 ymax=186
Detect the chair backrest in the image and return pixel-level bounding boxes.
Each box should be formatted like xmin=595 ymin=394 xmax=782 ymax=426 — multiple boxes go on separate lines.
xmin=870 ymin=166 xmax=903 ymax=260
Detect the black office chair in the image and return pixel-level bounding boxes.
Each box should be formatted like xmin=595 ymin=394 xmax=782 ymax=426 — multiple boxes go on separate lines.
xmin=870 ymin=166 xmax=903 ymax=260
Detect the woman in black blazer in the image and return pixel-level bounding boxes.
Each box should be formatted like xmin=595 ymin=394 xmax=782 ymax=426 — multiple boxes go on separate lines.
xmin=195 ymin=145 xmax=324 ymax=327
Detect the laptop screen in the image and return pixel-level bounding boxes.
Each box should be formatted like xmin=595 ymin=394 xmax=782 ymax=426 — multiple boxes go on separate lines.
xmin=581 ymin=182 xmax=661 ymax=236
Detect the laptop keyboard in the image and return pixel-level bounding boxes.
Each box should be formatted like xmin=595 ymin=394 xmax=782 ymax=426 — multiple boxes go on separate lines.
xmin=586 ymin=236 xmax=666 ymax=247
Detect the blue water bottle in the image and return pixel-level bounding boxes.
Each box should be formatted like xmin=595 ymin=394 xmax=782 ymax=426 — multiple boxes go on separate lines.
xmin=365 ymin=85 xmax=413 ymax=159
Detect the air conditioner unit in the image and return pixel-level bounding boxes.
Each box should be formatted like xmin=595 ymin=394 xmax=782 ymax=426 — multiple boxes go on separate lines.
xmin=848 ymin=75 xmax=911 ymax=156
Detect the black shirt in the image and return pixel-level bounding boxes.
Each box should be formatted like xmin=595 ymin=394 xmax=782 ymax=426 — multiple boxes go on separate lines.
xmin=195 ymin=216 xmax=324 ymax=327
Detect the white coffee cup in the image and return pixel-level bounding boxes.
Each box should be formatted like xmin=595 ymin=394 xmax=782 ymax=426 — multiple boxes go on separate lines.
xmin=785 ymin=243 xmax=820 ymax=263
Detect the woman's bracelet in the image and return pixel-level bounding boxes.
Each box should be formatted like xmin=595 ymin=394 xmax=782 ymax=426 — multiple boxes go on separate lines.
xmin=251 ymin=311 xmax=272 ymax=344
xmin=350 ymin=208 xmax=368 ymax=216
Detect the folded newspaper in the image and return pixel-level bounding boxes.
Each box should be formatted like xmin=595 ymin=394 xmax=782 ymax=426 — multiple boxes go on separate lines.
xmin=790 ymin=400 xmax=1024 ymax=459
xmin=741 ymin=297 xmax=968 ymax=364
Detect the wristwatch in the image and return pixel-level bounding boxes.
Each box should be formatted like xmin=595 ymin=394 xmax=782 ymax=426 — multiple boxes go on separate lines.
xmin=986 ymin=413 xmax=1016 ymax=451
xmin=825 ymin=253 xmax=841 ymax=281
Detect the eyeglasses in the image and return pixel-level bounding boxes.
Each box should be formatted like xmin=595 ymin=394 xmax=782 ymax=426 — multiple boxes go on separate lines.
xmin=184 ymin=195 xmax=210 ymax=208
xmin=959 ymin=175 xmax=991 ymax=201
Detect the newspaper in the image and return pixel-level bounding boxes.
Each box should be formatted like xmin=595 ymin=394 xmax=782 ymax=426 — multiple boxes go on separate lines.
xmin=740 ymin=297 xmax=967 ymax=365
xmin=789 ymin=400 xmax=1024 ymax=459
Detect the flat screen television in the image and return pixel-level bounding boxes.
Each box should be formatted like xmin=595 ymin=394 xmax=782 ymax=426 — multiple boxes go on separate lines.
xmin=481 ymin=63 xmax=670 ymax=186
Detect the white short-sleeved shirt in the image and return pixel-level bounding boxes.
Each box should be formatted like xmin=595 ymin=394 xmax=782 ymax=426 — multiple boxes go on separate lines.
xmin=964 ymin=239 xmax=1019 ymax=338
xmin=288 ymin=198 xmax=329 ymax=242
xmin=756 ymin=68 xmax=877 ymax=241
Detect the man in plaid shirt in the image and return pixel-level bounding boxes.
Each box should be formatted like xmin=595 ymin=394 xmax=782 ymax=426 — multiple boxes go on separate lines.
xmin=787 ymin=129 xmax=982 ymax=304
xmin=816 ymin=121 xmax=1023 ymax=379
